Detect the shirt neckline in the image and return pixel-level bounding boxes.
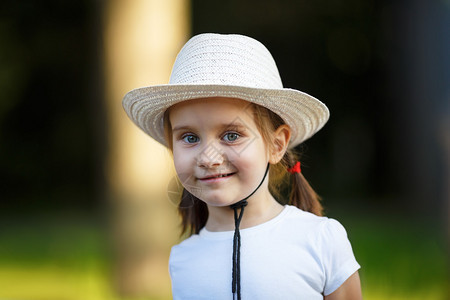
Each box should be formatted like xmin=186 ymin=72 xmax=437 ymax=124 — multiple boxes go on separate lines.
xmin=199 ymin=205 xmax=292 ymax=240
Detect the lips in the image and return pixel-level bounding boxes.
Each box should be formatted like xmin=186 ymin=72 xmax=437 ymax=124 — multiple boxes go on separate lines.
xmin=198 ymin=172 xmax=236 ymax=181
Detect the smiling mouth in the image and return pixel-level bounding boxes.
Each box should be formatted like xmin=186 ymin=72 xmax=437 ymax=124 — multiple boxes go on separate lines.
xmin=198 ymin=172 xmax=236 ymax=181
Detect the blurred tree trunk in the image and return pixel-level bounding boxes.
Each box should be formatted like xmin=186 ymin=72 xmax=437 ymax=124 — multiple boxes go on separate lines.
xmin=104 ymin=0 xmax=190 ymax=297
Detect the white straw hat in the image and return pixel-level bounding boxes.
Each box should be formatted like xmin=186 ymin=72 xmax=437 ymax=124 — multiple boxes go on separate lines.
xmin=122 ymin=33 xmax=329 ymax=148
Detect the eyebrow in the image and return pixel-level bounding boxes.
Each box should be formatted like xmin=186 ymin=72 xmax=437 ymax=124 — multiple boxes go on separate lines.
xmin=172 ymin=122 xmax=249 ymax=133
xmin=172 ymin=125 xmax=193 ymax=133
xmin=223 ymin=123 xmax=248 ymax=132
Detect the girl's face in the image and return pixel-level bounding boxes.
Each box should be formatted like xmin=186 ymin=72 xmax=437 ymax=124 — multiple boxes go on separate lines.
xmin=169 ymin=97 xmax=272 ymax=207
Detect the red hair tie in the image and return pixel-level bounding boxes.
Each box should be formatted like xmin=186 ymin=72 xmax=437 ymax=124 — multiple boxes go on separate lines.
xmin=287 ymin=161 xmax=301 ymax=174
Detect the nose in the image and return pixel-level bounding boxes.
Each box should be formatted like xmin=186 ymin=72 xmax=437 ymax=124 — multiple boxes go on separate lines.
xmin=196 ymin=142 xmax=224 ymax=168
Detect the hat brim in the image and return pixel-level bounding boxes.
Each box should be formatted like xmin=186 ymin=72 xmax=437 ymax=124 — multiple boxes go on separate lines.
xmin=122 ymin=84 xmax=329 ymax=148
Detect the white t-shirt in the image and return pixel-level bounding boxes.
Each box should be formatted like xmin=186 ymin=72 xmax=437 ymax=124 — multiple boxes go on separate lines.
xmin=169 ymin=205 xmax=360 ymax=299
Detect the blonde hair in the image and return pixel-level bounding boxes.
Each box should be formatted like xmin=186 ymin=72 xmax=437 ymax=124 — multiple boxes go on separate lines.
xmin=164 ymin=102 xmax=323 ymax=236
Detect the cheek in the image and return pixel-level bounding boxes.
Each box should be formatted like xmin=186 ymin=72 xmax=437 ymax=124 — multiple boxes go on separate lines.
xmin=235 ymin=138 xmax=268 ymax=162
xmin=173 ymin=159 xmax=191 ymax=188
xmin=172 ymin=147 xmax=196 ymax=182
xmin=172 ymin=146 xmax=186 ymax=170
xmin=173 ymin=155 xmax=183 ymax=173
xmin=228 ymin=139 xmax=268 ymax=172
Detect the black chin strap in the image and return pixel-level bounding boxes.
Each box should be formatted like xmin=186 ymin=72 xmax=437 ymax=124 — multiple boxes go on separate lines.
xmin=230 ymin=163 xmax=270 ymax=300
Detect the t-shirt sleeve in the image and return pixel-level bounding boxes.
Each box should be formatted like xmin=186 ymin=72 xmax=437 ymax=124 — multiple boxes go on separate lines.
xmin=320 ymin=218 xmax=360 ymax=296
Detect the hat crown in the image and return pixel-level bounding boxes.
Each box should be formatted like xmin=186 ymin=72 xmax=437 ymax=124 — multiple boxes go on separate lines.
xmin=169 ymin=33 xmax=283 ymax=89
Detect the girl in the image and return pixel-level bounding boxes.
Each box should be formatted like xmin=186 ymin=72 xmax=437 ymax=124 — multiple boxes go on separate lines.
xmin=123 ymin=33 xmax=362 ymax=299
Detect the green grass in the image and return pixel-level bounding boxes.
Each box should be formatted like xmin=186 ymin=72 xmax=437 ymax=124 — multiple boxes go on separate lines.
xmin=0 ymin=212 xmax=448 ymax=300
xmin=338 ymin=212 xmax=449 ymax=300
xmin=0 ymin=214 xmax=117 ymax=300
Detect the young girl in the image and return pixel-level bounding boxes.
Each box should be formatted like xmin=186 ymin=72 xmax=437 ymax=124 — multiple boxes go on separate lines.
xmin=123 ymin=33 xmax=361 ymax=299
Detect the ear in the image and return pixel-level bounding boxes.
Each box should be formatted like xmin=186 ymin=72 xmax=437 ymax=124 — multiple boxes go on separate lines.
xmin=269 ymin=124 xmax=291 ymax=164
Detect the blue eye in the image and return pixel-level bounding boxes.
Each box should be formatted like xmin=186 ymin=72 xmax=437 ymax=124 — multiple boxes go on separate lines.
xmin=223 ymin=132 xmax=240 ymax=142
xmin=182 ymin=134 xmax=199 ymax=144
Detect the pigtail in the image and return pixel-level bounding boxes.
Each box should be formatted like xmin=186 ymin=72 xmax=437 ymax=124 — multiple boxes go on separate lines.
xmin=285 ymin=150 xmax=323 ymax=216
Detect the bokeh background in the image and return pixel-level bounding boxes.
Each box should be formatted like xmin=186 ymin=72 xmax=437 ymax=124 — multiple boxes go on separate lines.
xmin=0 ymin=0 xmax=449 ymax=299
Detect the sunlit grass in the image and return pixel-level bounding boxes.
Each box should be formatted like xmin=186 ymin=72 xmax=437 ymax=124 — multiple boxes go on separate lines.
xmin=363 ymin=288 xmax=446 ymax=300
xmin=0 ymin=265 xmax=115 ymax=300
xmin=0 ymin=211 xmax=447 ymax=300
xmin=0 ymin=264 xmax=171 ymax=300
xmin=0 ymin=214 xmax=172 ymax=300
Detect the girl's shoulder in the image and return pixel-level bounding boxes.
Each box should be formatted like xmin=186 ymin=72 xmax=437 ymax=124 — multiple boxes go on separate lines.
xmin=283 ymin=205 xmax=329 ymax=226
xmin=283 ymin=205 xmax=350 ymax=240
xmin=171 ymin=232 xmax=202 ymax=250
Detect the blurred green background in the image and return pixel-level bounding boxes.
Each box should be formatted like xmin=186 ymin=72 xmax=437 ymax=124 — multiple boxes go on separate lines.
xmin=0 ymin=0 xmax=449 ymax=299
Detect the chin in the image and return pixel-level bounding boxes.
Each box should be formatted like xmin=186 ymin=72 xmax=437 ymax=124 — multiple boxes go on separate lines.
xmin=205 ymin=200 xmax=234 ymax=208
xmin=191 ymin=191 xmax=235 ymax=207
